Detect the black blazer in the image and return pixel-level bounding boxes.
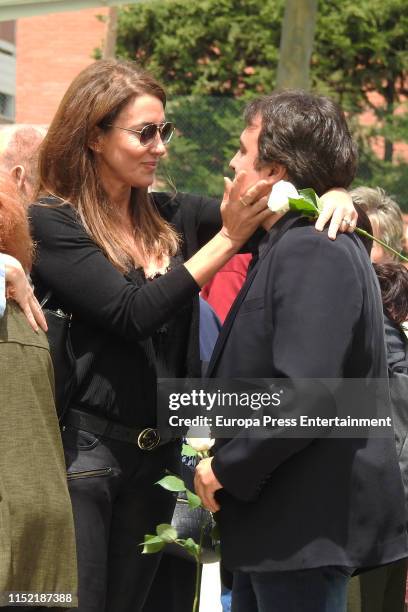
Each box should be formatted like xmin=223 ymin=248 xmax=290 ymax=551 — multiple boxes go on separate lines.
xmin=30 ymin=191 xmax=221 ymax=426
xmin=208 ymin=212 xmax=408 ymax=573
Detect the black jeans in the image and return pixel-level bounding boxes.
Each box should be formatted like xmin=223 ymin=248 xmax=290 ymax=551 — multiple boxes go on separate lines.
xmin=62 ymin=425 xmax=180 ymax=612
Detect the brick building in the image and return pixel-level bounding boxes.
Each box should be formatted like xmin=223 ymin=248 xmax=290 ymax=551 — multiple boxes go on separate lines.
xmin=1 ymin=7 xmax=108 ymax=124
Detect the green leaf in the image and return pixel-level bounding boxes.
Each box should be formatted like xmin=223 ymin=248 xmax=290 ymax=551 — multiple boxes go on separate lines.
xmin=157 ymin=523 xmax=178 ymax=543
xmin=182 ymin=443 xmax=199 ymax=457
xmin=142 ymin=534 xmax=166 ymax=554
xmin=183 ymin=537 xmax=201 ymax=559
xmin=298 ymin=188 xmax=321 ymax=211
xmin=288 ymin=196 xmax=318 ymax=217
xmin=186 ymin=489 xmax=202 ymax=509
xmin=156 ymin=475 xmax=186 ymax=492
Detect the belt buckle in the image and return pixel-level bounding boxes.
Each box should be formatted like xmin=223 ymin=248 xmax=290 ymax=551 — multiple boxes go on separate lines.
xmin=137 ymin=428 xmax=161 ymax=450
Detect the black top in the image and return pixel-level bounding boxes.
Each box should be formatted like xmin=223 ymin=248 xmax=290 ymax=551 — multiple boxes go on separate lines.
xmin=384 ymin=315 xmax=407 ymax=370
xmin=30 ymin=191 xmax=221 ymax=427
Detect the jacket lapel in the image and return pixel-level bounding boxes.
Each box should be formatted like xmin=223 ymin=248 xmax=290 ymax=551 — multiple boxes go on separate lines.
xmin=206 ymin=212 xmax=302 ymax=377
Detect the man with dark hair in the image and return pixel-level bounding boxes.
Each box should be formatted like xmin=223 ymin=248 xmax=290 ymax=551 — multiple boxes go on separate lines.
xmin=194 ymin=91 xmax=407 ymax=611
xmin=243 ymin=90 xmax=358 ymax=195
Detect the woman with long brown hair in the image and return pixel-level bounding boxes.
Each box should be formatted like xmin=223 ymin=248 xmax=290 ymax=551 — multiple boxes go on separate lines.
xmin=0 ymin=173 xmax=77 ymax=610
xmin=30 ymin=59 xmax=356 ymax=612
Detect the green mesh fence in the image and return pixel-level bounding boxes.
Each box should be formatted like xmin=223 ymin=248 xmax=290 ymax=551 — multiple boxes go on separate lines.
xmin=157 ymin=95 xmax=408 ymax=211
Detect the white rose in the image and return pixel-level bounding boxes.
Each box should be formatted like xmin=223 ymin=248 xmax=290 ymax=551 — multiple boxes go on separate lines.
xmin=186 ymin=437 xmax=215 ymax=453
xmin=267 ymin=180 xmax=300 ymax=214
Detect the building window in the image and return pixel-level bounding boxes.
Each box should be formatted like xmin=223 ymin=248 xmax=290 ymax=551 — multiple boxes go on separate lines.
xmin=0 ymin=37 xmax=16 ymax=123
xmin=0 ymin=91 xmax=15 ymax=120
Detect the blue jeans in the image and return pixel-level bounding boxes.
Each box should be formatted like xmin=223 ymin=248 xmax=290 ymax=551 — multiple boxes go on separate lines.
xmin=221 ymin=585 xmax=232 ymax=612
xmin=232 ymin=566 xmax=352 ymax=612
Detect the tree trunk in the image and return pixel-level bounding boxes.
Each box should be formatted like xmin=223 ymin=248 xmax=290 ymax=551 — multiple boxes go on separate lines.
xmin=383 ymin=80 xmax=395 ymax=163
xmin=276 ymin=0 xmax=318 ymax=91
xmin=102 ymin=6 xmax=118 ymax=60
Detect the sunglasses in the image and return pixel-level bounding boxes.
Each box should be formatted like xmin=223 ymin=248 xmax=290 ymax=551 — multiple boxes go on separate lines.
xmin=108 ymin=122 xmax=175 ymax=146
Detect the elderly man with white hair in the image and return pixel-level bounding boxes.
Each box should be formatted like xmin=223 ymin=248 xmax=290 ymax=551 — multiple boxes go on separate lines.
xmin=0 ymin=124 xmax=47 ymax=330
xmin=0 ymin=123 xmax=47 ymax=204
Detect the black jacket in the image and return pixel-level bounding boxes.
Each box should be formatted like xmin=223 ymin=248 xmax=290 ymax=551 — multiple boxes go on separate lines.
xmin=208 ymin=212 xmax=408 ymax=573
xmin=30 ymin=191 xmax=220 ymax=427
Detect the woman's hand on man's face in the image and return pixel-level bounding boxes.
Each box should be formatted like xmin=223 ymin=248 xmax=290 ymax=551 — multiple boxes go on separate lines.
xmin=219 ymin=172 xmax=275 ymax=246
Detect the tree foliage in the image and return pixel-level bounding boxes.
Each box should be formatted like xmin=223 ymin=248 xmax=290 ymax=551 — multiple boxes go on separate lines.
xmin=117 ymin=0 xmax=284 ymax=96
xmin=313 ymin=0 xmax=408 ymax=162
xmin=115 ymin=0 xmax=408 ymax=209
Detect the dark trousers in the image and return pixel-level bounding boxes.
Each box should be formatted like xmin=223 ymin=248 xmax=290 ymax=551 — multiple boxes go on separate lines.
xmin=232 ymin=567 xmax=352 ymax=612
xmin=142 ymin=555 xmax=197 ymax=611
xmin=62 ymin=425 xmax=180 ymax=612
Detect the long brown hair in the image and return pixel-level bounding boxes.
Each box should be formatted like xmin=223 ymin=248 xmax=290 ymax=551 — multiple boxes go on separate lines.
xmin=0 ymin=172 xmax=33 ymax=272
xmin=36 ymin=60 xmax=179 ymax=273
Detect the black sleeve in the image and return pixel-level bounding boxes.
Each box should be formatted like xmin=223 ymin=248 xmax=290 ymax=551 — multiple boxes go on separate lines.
xmin=157 ymin=191 xmax=265 ymax=253
xmin=191 ymin=193 xmax=266 ymax=252
xmin=30 ymin=204 xmax=200 ymax=341
xmin=212 ymin=230 xmax=364 ymax=501
xmin=384 ymin=316 xmax=407 ymax=370
xmin=188 ymin=193 xmax=222 ymax=248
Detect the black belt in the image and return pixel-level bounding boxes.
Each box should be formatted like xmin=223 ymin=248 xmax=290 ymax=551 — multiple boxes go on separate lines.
xmin=64 ymin=408 xmax=167 ymax=451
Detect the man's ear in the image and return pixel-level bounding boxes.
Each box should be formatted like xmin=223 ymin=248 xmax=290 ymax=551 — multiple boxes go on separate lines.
xmin=11 ymin=165 xmax=26 ymax=191
xmin=268 ymin=163 xmax=287 ymax=183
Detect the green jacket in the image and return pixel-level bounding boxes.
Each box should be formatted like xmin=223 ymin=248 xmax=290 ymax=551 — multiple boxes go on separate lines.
xmin=0 ymin=302 xmax=77 ymax=607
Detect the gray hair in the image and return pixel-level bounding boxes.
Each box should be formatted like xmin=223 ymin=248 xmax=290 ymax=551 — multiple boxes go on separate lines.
xmin=0 ymin=124 xmax=46 ymax=186
xmin=350 ymin=186 xmax=403 ymax=258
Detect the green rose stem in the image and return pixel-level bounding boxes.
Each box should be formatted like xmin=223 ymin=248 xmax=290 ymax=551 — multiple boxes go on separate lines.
xmin=193 ymin=514 xmax=205 ymax=612
xmin=141 ymin=445 xmax=219 ymax=612
xmin=287 ymin=190 xmax=408 ymax=265
xmin=354 ymin=228 xmax=408 ymax=263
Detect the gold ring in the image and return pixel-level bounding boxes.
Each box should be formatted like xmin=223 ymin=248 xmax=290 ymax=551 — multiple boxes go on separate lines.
xmin=239 ymin=197 xmax=249 ymax=207
xmin=342 ymin=217 xmax=351 ymax=226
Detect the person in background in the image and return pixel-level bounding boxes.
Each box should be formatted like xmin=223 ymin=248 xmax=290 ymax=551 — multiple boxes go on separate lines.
xmin=0 ymin=125 xmax=48 ymax=331
xmin=346 ymin=186 xmax=408 ymax=612
xmin=351 ymin=186 xmax=404 ymax=264
xmin=0 ymin=172 xmax=77 ymax=610
xmin=201 ymin=254 xmax=252 ymax=323
xmin=0 ymin=124 xmax=46 ymax=206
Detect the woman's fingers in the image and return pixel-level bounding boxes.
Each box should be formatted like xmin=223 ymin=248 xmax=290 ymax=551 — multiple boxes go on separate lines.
xmin=243 ymin=178 xmax=275 ymax=207
xmin=327 ymin=206 xmax=349 ymax=240
xmin=315 ymin=203 xmax=335 ymax=233
xmin=4 ymin=258 xmax=47 ymax=332
xmin=221 ymin=176 xmax=233 ymax=206
xmin=315 ymin=189 xmax=358 ymax=239
xmin=220 ymin=175 xmax=276 ymax=245
xmin=21 ymin=300 xmax=39 ymax=332
xmin=346 ymin=209 xmax=358 ymax=233
xmin=326 ymin=205 xmax=359 ymax=240
xmin=14 ymin=288 xmax=43 ymax=333
xmin=228 ymin=171 xmax=248 ymax=204
xmin=30 ymin=293 xmax=48 ymax=332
